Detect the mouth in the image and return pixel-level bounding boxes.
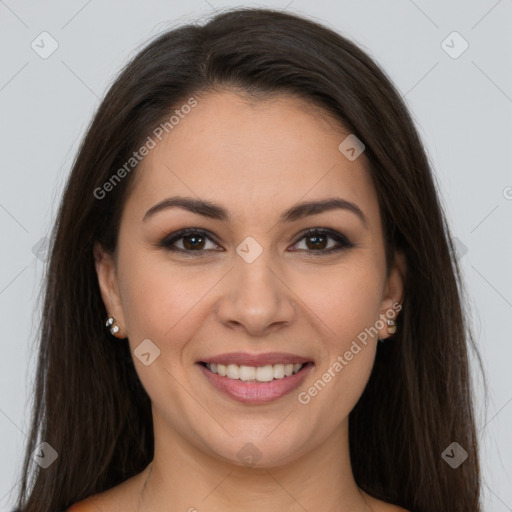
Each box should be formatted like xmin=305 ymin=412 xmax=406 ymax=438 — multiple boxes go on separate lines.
xmin=198 ymin=361 xmax=313 ymax=382
xmin=196 ymin=357 xmax=315 ymax=404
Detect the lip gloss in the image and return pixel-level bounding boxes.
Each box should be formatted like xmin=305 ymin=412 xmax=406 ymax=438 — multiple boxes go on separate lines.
xmin=197 ymin=362 xmax=314 ymax=404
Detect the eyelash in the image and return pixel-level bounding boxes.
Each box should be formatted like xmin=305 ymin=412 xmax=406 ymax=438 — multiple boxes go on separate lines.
xmin=156 ymin=227 xmax=354 ymax=257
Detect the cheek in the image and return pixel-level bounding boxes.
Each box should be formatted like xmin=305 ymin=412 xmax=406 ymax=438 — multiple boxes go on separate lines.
xmin=116 ymin=249 xmax=215 ymax=342
xmin=115 ymin=253 xmax=208 ymax=408
xmin=295 ymin=260 xmax=383 ymax=413
xmin=298 ymin=258 xmax=385 ymax=346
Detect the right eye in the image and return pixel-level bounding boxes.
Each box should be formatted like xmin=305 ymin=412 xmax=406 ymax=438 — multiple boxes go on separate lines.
xmin=157 ymin=228 xmax=223 ymax=255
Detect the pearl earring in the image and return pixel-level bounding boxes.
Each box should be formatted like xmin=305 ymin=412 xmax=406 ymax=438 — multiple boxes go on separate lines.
xmin=387 ymin=319 xmax=397 ymax=334
xmin=105 ymin=316 xmax=120 ymax=336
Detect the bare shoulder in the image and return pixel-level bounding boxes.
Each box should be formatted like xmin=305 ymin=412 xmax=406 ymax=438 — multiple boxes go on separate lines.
xmin=372 ymin=502 xmax=409 ymax=512
xmin=67 ymin=470 xmax=146 ymax=512
xmin=363 ymin=492 xmax=410 ymax=512
xmin=66 ymin=496 xmax=104 ymax=512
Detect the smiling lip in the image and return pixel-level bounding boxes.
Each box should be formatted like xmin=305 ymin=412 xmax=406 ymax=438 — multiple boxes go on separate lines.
xmin=196 ymin=352 xmax=314 ymax=404
xmin=198 ymin=351 xmax=313 ymax=367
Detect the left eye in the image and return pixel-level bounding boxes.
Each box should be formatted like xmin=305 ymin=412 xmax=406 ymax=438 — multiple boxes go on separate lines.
xmin=291 ymin=229 xmax=350 ymax=253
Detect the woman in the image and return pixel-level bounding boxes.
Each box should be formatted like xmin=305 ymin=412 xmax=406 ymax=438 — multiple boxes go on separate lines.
xmin=14 ymin=7 xmax=482 ymax=512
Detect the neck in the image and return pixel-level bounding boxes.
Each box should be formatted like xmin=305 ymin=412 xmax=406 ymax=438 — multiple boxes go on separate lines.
xmin=137 ymin=415 xmax=372 ymax=512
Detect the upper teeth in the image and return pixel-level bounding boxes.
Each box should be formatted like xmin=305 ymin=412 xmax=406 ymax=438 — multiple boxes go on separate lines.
xmin=206 ymin=363 xmax=304 ymax=382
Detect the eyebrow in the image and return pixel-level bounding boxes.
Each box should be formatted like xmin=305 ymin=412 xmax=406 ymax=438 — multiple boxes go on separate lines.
xmin=142 ymin=196 xmax=367 ymax=227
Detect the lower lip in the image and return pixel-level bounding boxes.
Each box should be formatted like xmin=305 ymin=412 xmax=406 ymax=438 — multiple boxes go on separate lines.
xmin=197 ymin=363 xmax=314 ymax=404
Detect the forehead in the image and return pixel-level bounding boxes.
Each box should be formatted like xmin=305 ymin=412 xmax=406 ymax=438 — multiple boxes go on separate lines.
xmin=124 ymin=91 xmax=379 ymax=226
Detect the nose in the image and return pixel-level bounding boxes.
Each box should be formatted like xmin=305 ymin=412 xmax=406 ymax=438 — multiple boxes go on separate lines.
xmin=215 ymin=248 xmax=297 ymax=337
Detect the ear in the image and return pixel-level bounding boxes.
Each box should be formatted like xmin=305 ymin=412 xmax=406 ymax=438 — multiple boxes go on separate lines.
xmin=93 ymin=242 xmax=126 ymax=338
xmin=378 ymin=250 xmax=406 ymax=340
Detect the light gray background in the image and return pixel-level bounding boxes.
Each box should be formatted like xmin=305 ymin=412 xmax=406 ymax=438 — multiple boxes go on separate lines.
xmin=1 ymin=0 xmax=511 ymax=510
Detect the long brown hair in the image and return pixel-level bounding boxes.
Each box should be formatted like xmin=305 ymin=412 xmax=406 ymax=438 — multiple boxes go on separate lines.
xmin=14 ymin=7 xmax=482 ymax=511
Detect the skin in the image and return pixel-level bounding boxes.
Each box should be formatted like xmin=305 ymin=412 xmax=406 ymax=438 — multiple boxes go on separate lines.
xmin=91 ymin=91 xmax=408 ymax=512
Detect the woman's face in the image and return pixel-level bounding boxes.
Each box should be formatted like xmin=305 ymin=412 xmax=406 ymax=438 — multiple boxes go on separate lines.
xmin=95 ymin=91 xmax=405 ymax=467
